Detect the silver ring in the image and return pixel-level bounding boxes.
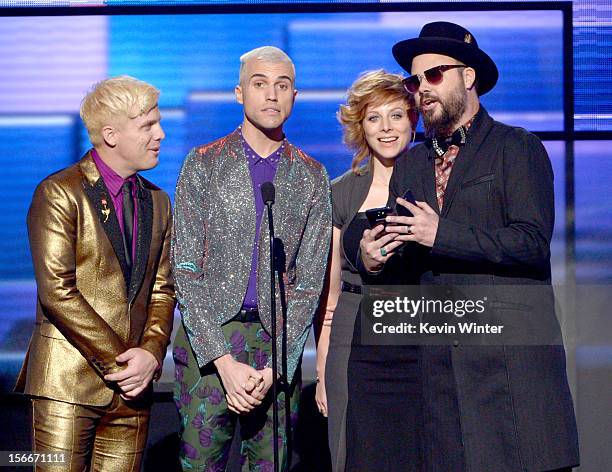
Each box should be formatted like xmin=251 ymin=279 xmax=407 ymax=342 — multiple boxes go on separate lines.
xmin=407 ymin=226 xmax=413 ymax=235
xmin=380 ymin=247 xmax=387 ymax=257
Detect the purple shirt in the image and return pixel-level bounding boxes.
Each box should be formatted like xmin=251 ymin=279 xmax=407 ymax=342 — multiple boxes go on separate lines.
xmin=241 ymin=134 xmax=284 ymax=310
xmin=91 ymin=149 xmax=138 ymax=263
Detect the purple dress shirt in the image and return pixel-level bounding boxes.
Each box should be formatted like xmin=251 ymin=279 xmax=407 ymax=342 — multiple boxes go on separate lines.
xmin=241 ymin=134 xmax=284 ymax=310
xmin=91 ymin=149 xmax=138 ymax=263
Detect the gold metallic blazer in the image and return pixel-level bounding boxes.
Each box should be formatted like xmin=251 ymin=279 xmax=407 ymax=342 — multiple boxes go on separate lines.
xmin=15 ymin=151 xmax=175 ymax=406
xmin=172 ymin=129 xmax=331 ymax=382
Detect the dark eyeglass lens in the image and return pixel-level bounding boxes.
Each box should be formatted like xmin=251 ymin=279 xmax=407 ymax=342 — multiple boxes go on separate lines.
xmin=424 ymin=67 xmax=444 ymax=84
xmin=404 ymin=76 xmax=420 ymax=93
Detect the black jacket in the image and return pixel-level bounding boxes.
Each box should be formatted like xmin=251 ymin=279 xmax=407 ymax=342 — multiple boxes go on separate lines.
xmin=369 ymin=106 xmax=579 ymax=471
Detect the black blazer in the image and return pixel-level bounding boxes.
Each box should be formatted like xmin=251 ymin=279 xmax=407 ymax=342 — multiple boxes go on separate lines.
xmin=379 ymin=107 xmax=579 ymax=471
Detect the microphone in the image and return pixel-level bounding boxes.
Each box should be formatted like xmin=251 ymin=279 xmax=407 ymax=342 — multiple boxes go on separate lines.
xmin=261 ymin=181 xmax=275 ymax=205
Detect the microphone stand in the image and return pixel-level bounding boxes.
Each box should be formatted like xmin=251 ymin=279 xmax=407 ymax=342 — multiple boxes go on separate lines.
xmin=274 ymin=238 xmax=292 ymax=469
xmin=264 ymin=197 xmax=281 ymax=472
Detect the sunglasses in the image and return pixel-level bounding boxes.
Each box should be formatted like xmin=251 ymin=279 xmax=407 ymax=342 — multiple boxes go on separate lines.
xmin=403 ymin=65 xmax=467 ymax=94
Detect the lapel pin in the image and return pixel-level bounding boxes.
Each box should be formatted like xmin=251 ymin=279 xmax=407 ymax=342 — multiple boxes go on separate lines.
xmin=101 ymin=197 xmax=110 ymax=223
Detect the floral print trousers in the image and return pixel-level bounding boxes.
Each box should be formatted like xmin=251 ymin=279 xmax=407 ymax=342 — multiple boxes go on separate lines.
xmin=173 ymin=320 xmax=300 ymax=471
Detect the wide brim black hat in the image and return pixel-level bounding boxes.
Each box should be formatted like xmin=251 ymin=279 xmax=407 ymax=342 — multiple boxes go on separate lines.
xmin=392 ymin=21 xmax=498 ymax=96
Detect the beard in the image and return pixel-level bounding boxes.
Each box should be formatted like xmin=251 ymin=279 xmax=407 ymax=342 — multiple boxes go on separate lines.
xmin=420 ymin=83 xmax=467 ymax=138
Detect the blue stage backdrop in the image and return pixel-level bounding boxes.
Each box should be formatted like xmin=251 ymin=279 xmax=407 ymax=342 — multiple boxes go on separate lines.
xmin=0 ymin=3 xmax=610 ymax=394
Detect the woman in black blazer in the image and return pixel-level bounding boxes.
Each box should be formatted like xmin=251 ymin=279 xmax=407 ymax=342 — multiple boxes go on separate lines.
xmin=315 ymin=69 xmax=418 ymax=471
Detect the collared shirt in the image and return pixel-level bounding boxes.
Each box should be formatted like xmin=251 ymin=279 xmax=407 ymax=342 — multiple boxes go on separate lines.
xmin=434 ymin=115 xmax=476 ymax=210
xmin=91 ymin=149 xmax=138 ymax=263
xmin=241 ymin=133 xmax=284 ymax=310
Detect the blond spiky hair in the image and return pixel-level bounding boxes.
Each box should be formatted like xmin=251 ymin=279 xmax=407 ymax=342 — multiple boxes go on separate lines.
xmin=80 ymin=75 xmax=160 ymax=146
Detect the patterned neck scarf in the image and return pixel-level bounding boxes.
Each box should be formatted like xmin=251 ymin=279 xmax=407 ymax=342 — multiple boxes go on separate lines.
xmin=428 ymin=116 xmax=476 ymax=210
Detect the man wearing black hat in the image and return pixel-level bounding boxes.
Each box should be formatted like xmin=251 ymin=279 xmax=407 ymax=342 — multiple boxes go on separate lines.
xmin=360 ymin=22 xmax=579 ymax=471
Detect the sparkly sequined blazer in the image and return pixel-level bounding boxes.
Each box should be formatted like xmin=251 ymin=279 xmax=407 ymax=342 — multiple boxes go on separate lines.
xmin=172 ymin=129 xmax=331 ymax=382
xmin=15 ymin=151 xmax=176 ymax=406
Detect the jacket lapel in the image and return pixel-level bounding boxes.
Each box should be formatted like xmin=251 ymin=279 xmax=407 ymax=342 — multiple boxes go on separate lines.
xmin=80 ymin=153 xmax=130 ymax=287
xmin=227 ymin=129 xmax=257 ymax=225
xmin=128 ymin=178 xmax=152 ymax=302
xmin=345 ymin=171 xmax=373 ymax=272
xmin=271 ymin=141 xmax=292 ymax=244
xmin=354 ymin=170 xmax=373 ymax=215
xmin=420 ymin=151 xmax=439 ymax=215
xmin=440 ymin=107 xmax=494 ymax=217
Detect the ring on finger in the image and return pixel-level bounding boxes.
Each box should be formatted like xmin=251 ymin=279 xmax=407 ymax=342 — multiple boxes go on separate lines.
xmin=406 ymin=226 xmax=413 ymax=235
xmin=380 ymin=247 xmax=387 ymax=257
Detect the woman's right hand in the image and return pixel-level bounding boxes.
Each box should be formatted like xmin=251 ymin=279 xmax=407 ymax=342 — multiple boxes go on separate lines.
xmin=315 ymin=372 xmax=328 ymax=417
xmin=360 ymin=225 xmax=402 ymax=273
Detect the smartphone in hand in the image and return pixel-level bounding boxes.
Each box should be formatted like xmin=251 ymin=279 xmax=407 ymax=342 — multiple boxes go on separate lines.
xmin=365 ymin=206 xmax=393 ymax=229
xmin=395 ymin=189 xmax=416 ymax=218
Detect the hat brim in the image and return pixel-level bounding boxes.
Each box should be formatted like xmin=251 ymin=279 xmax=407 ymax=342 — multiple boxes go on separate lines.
xmin=392 ymin=37 xmax=498 ymax=96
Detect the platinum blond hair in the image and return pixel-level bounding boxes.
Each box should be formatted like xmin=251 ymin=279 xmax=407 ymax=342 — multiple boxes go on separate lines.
xmin=80 ymin=75 xmax=160 ymax=147
xmin=238 ymin=46 xmax=296 ymax=85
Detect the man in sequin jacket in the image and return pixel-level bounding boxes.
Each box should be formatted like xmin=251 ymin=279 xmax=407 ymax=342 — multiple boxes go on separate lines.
xmin=171 ymin=46 xmax=332 ymax=471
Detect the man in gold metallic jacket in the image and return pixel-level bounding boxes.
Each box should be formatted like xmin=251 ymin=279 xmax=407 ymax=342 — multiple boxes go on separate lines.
xmin=15 ymin=76 xmax=176 ymax=471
